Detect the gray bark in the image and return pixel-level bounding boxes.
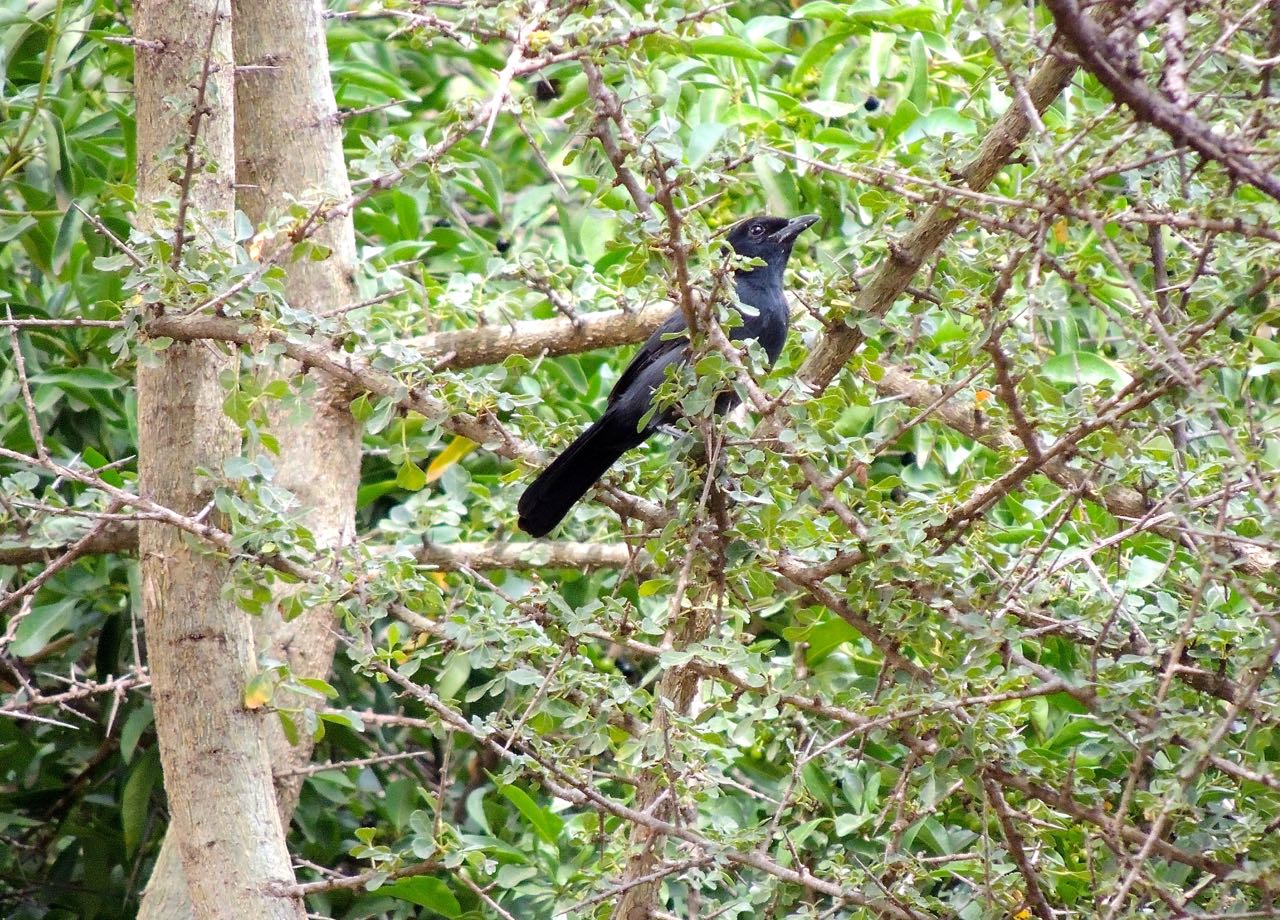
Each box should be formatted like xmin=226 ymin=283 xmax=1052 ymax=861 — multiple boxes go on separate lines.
xmin=230 ymin=0 xmax=360 ymax=817
xmin=133 ymin=0 xmax=304 ymax=917
xmin=139 ymin=0 xmax=359 ymax=916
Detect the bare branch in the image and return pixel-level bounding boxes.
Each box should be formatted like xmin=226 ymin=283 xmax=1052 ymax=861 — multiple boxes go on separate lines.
xmin=4 ymin=306 xmax=47 ymax=461
xmin=864 ymin=362 xmax=1278 ymax=577
xmin=982 ymin=777 xmax=1056 ymax=920
xmin=581 ymin=59 xmax=655 ymax=214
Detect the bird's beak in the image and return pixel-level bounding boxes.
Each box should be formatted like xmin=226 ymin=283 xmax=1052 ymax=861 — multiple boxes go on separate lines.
xmin=771 ymin=214 xmax=819 ymax=244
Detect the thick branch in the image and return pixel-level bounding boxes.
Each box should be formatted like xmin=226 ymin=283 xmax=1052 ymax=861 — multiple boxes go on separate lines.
xmin=408 ymin=303 xmax=669 ymax=371
xmin=415 ymin=540 xmax=639 ymax=571
xmin=1044 ymin=0 xmax=1280 ymax=204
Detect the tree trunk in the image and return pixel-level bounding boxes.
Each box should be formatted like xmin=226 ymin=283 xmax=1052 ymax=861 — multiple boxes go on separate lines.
xmin=231 ymin=0 xmax=360 ymax=813
xmin=134 ymin=1 xmax=304 ymax=918
xmin=138 ymin=0 xmax=358 ymax=916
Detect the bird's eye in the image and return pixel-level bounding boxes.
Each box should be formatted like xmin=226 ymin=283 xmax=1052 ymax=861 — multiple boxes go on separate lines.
xmin=749 ymin=224 xmax=765 ymax=237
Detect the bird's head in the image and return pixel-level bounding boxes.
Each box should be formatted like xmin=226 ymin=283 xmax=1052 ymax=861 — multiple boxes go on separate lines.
xmin=723 ymin=214 xmax=819 ymax=274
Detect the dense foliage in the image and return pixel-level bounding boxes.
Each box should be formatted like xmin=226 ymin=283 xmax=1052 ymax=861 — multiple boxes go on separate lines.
xmin=3 ymin=0 xmax=1279 ymax=917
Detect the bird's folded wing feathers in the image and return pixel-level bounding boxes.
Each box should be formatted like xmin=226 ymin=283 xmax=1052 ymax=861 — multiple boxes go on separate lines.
xmin=606 ymin=310 xmax=689 ymax=407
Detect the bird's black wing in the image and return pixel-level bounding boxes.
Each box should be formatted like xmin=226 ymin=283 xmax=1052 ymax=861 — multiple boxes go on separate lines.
xmin=518 ymin=309 xmax=689 ymax=537
xmin=607 ymin=309 xmax=689 ymax=407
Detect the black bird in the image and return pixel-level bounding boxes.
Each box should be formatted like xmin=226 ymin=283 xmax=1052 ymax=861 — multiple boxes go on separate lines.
xmin=517 ymin=214 xmax=818 ymax=537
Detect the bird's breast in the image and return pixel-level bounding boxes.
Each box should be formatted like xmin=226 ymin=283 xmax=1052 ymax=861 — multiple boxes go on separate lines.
xmin=731 ymin=277 xmax=790 ymax=365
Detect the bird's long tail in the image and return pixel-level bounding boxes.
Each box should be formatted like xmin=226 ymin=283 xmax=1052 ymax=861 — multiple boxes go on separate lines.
xmin=517 ymin=412 xmax=645 ymax=537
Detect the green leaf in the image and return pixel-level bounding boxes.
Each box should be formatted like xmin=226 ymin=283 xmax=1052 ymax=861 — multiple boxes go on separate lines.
xmin=319 ymin=709 xmax=366 ymax=732
xmin=465 ymin=787 xmax=492 ymax=835
xmin=638 ymin=578 xmax=669 ymax=597
xmin=435 ymin=652 xmax=471 ymax=702
xmin=277 ymin=710 xmax=300 ymax=745
xmin=120 ymin=705 xmax=154 ymax=764
xmin=381 ymin=877 xmax=461 ymax=916
xmin=40 ymin=110 xmax=67 ymax=195
xmin=868 ymin=31 xmax=894 ymax=85
xmin=29 ymin=367 xmax=126 ymax=391
xmin=801 ymin=761 xmax=835 ymax=809
xmin=1126 ymin=555 xmax=1165 ymax=590
xmin=11 ymin=597 xmax=78 ymax=657
xmin=688 ymin=34 xmax=772 ymax=63
xmin=796 ymin=616 xmax=859 ymax=664
xmin=52 ymin=204 xmax=83 ymax=275
xmin=835 ymin=811 xmax=871 ymax=835
xmin=349 ymin=392 xmax=373 ymax=421
xmin=1041 ymin=352 xmax=1133 ymax=388
xmin=121 ymin=750 xmax=160 ymax=856
xmin=356 ymin=477 xmax=400 ymax=508
xmin=884 ymin=98 xmax=920 ymax=141
xmin=494 ymin=864 xmax=538 ymax=888
xmin=802 ymin=99 xmax=867 ymax=120
xmin=908 ymin=32 xmax=928 ymax=110
xmin=686 ymin=122 xmax=727 ymax=168
xmin=499 ymin=784 xmax=564 ymax=845
xmin=900 ymin=107 xmax=976 ymax=143
xmin=792 ymin=1 xmax=849 ymax=21
xmin=794 ymin=1 xmax=936 ymax=29
xmin=849 ymin=3 xmax=937 ymax=29
xmin=296 ymin=677 xmax=338 ymax=699
xmin=397 ymin=460 xmax=427 ymax=491
xmin=367 ymin=397 xmax=397 ymax=434
xmin=0 ymin=216 xmax=37 ymax=244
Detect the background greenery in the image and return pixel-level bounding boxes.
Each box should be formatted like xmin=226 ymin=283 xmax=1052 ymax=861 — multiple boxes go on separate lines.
xmin=3 ymin=0 xmax=1279 ymax=917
